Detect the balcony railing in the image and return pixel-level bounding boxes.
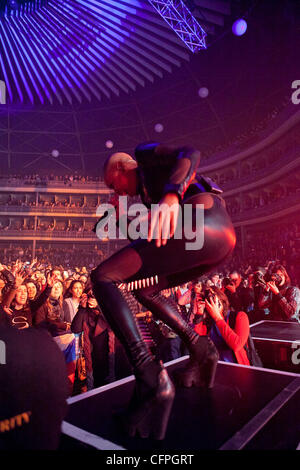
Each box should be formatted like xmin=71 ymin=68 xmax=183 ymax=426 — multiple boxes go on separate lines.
xmin=0 ymin=177 xmax=106 ymax=190
xmin=231 ymin=193 xmax=300 ymax=222
xmin=221 ymin=144 xmax=300 ymax=192
xmin=0 ymin=229 xmax=98 ymax=238
xmin=201 ymin=104 xmax=299 ymax=166
xmin=0 ymin=205 xmax=98 ymax=214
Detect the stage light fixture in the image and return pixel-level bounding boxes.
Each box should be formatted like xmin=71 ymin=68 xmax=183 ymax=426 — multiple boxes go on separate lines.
xmin=148 ymin=0 xmax=207 ymax=52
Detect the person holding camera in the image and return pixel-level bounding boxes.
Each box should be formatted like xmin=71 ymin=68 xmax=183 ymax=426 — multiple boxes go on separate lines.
xmin=258 ymin=264 xmax=300 ymax=323
xmin=178 ymin=280 xmax=208 ymax=336
xmin=200 ymin=286 xmax=251 ymax=365
xmin=71 ymin=289 xmax=115 ymax=390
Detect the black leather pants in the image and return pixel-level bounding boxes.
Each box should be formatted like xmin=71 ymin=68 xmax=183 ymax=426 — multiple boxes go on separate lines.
xmin=91 ymin=193 xmax=236 ymax=370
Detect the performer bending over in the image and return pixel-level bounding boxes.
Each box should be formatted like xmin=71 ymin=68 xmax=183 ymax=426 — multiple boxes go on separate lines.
xmin=91 ymin=142 xmax=236 ymax=439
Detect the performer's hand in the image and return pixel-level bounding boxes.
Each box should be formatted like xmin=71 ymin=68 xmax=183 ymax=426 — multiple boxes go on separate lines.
xmin=148 ymin=193 xmax=180 ymax=247
xmin=205 ymin=296 xmax=223 ymax=322
xmin=267 ymin=281 xmax=279 ymax=295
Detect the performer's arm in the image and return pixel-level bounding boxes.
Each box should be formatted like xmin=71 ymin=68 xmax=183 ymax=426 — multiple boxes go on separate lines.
xmin=135 ymin=143 xmax=201 ymax=247
xmin=135 ymin=142 xmax=201 ymax=201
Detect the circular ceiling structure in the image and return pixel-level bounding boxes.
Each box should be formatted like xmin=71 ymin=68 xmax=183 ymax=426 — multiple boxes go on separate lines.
xmin=0 ymin=0 xmax=238 ymax=105
xmin=0 ymin=1 xmax=49 ymax=16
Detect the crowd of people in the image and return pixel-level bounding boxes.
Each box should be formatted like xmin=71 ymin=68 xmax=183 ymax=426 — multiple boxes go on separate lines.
xmin=1 ymin=253 xmax=299 ymax=399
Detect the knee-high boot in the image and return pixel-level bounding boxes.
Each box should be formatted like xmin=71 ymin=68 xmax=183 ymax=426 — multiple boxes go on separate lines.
xmin=136 ymin=288 xmax=219 ymax=388
xmin=91 ymin=278 xmax=175 ymax=439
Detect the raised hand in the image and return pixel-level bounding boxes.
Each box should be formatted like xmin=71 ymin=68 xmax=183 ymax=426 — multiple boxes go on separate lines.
xmin=47 ymin=273 xmax=54 ymax=287
xmin=205 ymin=295 xmax=223 ymax=322
xmin=80 ymin=293 xmax=88 ymax=308
xmin=14 ymin=271 xmax=27 ymax=287
xmin=3 ymin=306 xmax=13 ymax=316
xmin=267 ymin=281 xmax=279 ymax=295
xmin=30 ymin=257 xmax=38 ymax=268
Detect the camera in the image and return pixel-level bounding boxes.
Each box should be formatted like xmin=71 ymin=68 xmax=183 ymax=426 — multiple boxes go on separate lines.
xmin=253 ymin=269 xmax=282 ymax=289
xmin=223 ymin=277 xmax=235 ymax=288
xmin=253 ymin=271 xmax=267 ymax=288
xmin=269 ymin=273 xmax=282 ymax=285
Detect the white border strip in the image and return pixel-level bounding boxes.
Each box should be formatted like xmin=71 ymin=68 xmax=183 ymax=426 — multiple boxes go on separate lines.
xmin=67 ymin=375 xmax=134 ymax=405
xmin=251 ymin=336 xmax=297 ymax=344
xmin=249 ymin=320 xmax=265 ymax=327
xmin=258 ymin=321 xmax=300 ymax=324
xmin=220 ymin=377 xmax=300 ymax=450
xmin=217 ymin=360 xmax=299 ymax=377
xmin=62 ymin=421 xmax=126 ymax=450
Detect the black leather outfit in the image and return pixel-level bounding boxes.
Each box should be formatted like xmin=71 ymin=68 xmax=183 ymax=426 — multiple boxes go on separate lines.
xmin=91 ymin=142 xmax=236 ymax=437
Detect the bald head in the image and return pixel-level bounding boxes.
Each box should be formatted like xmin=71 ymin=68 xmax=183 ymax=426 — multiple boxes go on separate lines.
xmin=103 ymin=152 xmax=138 ymax=196
xmin=103 ymin=152 xmax=135 ymax=180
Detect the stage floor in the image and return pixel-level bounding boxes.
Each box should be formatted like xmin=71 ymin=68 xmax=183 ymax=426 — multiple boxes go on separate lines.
xmin=250 ymin=320 xmax=300 ymax=374
xmin=250 ymin=320 xmax=300 ymax=343
xmin=60 ymin=357 xmax=300 ymax=450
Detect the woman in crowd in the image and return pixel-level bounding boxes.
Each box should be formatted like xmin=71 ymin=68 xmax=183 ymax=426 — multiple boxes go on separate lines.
xmin=203 ymin=286 xmax=251 ymax=365
xmin=258 ymin=264 xmax=300 ymax=322
xmin=63 ymin=280 xmax=84 ymax=323
xmin=24 ymin=277 xmax=52 ymax=318
xmin=35 ymin=280 xmax=76 ymax=393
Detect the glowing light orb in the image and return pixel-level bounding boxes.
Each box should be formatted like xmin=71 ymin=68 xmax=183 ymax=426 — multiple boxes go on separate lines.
xmin=154 ymin=123 xmax=164 ymax=133
xmin=232 ymin=19 xmax=248 ymax=36
xmin=198 ymin=87 xmax=209 ymax=98
xmin=51 ymin=149 xmax=59 ymax=158
xmin=105 ymin=140 xmax=114 ymax=149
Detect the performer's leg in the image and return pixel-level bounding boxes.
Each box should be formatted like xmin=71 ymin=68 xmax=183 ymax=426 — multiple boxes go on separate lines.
xmin=91 ymin=248 xmax=175 ymax=440
xmin=91 ymin=193 xmax=235 ymax=435
xmin=135 ymin=278 xmax=219 ymax=388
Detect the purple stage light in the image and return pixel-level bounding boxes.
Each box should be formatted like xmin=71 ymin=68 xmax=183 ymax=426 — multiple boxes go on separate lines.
xmin=232 ymin=18 xmax=248 ymax=37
